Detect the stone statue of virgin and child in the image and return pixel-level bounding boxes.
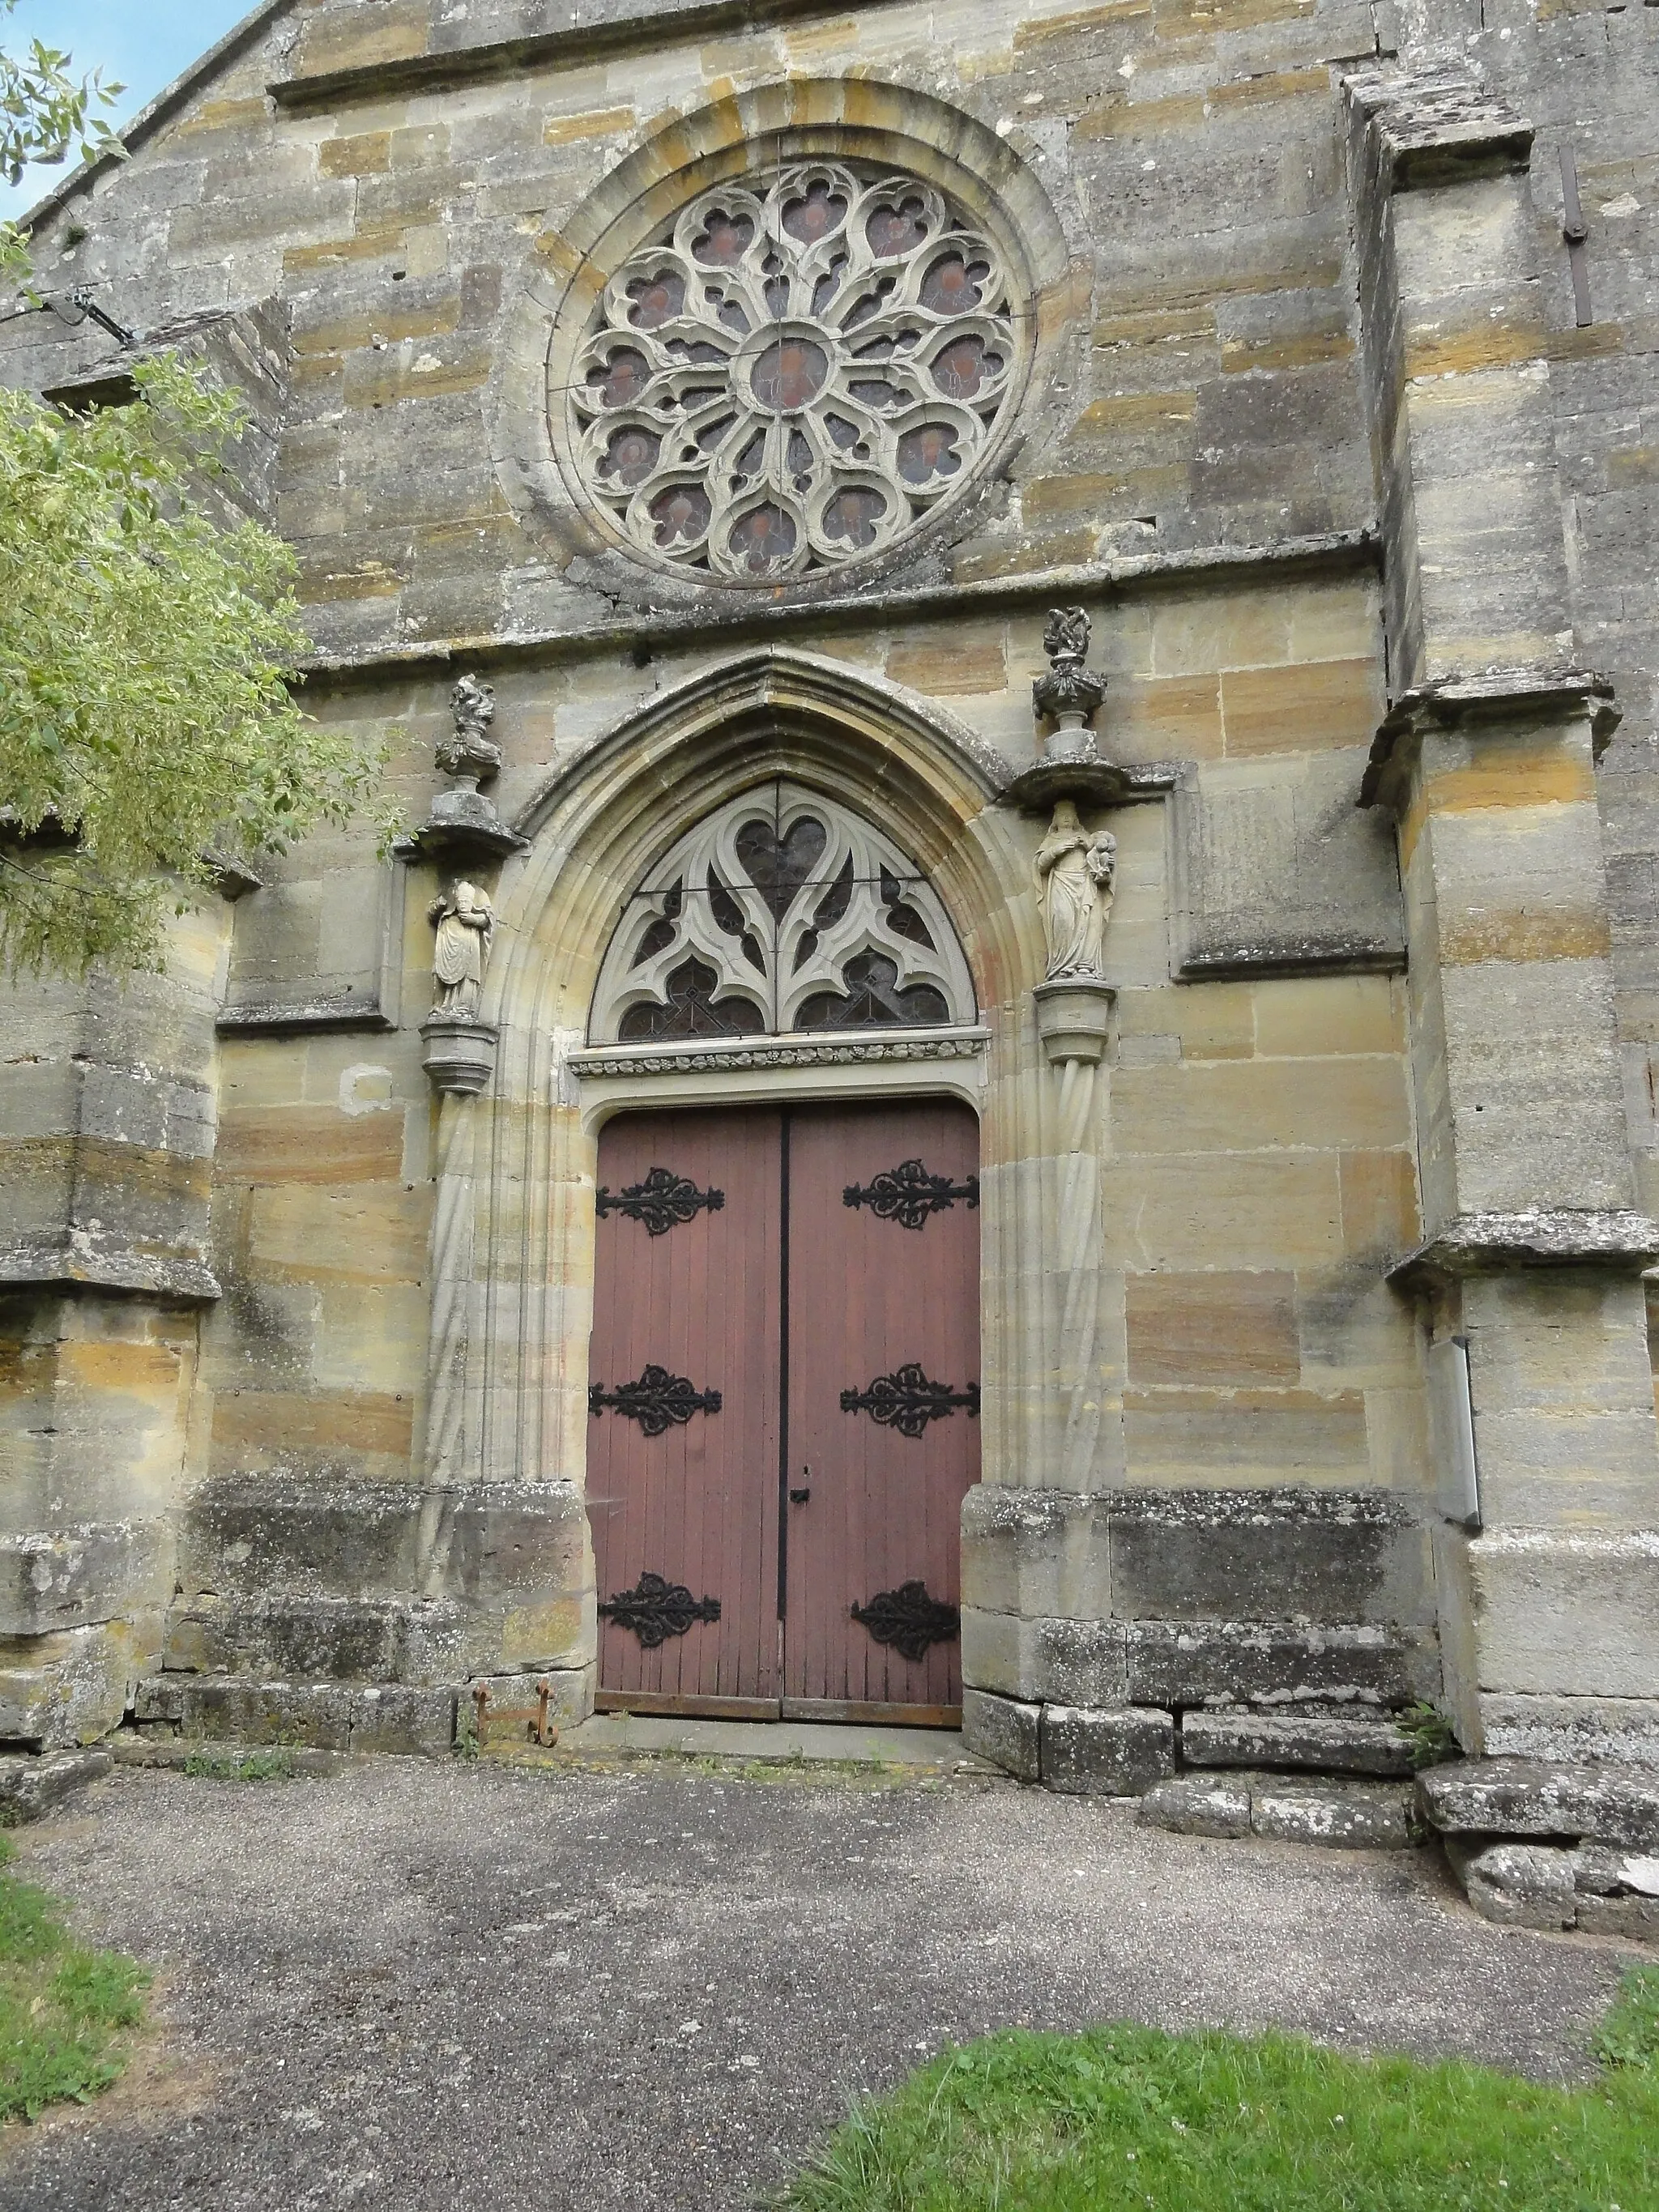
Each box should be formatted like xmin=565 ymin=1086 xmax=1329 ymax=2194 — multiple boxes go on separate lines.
xmin=1035 ymin=801 xmax=1116 ymax=980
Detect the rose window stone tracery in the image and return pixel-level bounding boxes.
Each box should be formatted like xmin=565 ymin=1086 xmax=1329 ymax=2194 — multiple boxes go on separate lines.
xmin=565 ymin=161 xmax=1017 ymax=582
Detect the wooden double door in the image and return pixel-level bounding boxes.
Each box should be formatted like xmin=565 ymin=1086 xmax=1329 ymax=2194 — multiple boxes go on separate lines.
xmin=587 ymin=1099 xmax=980 ymax=1723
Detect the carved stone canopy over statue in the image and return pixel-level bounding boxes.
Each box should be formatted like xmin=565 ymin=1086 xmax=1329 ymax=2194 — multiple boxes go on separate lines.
xmin=1033 ymin=604 xmax=1107 ymax=739
xmin=429 ymin=879 xmax=496 ymax=1019
xmin=1035 ymin=799 xmax=1116 ymax=980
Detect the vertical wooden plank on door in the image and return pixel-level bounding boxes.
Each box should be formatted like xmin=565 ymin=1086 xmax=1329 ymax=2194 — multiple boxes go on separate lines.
xmin=588 ymin=1109 xmax=782 ymax=1703
xmin=784 ymin=1100 xmax=980 ymax=1715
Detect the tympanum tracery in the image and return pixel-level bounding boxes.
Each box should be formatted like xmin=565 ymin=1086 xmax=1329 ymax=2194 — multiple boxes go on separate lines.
xmin=565 ymin=160 xmax=1017 ymax=582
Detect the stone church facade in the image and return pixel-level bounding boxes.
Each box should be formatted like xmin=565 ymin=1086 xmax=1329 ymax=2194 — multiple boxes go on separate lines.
xmin=4 ymin=1 xmax=1659 ymax=1817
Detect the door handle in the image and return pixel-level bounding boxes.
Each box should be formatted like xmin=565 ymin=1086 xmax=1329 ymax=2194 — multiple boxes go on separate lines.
xmin=790 ymin=1487 xmax=811 ymax=1504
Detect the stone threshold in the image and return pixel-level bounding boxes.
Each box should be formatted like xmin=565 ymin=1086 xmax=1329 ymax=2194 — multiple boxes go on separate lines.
xmin=532 ymin=1712 xmax=1000 ymax=1774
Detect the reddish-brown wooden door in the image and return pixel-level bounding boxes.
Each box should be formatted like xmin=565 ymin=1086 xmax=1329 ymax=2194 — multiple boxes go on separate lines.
xmin=587 ymin=1109 xmax=783 ymax=1711
xmin=588 ymin=1099 xmax=979 ymax=1721
xmin=783 ymin=1102 xmax=979 ymax=1718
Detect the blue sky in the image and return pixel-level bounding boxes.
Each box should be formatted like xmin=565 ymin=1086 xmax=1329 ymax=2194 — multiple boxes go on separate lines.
xmin=2 ymin=0 xmax=253 ymax=219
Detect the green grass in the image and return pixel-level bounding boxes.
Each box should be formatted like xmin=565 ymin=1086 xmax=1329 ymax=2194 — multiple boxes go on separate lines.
xmin=0 ymin=1835 xmax=149 ymax=2123
xmin=780 ymin=1971 xmax=1659 ymax=2212
xmin=180 ymin=1745 xmax=296 ymax=1780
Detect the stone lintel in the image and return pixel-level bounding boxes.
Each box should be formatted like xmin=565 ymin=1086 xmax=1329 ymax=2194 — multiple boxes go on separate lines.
xmin=1390 ymin=1209 xmax=1659 ymax=1290
xmin=0 ymin=1239 xmax=220 ymax=1302
xmin=1343 ymin=62 xmax=1534 ymax=194
xmin=1359 ymin=667 xmax=1621 ymax=809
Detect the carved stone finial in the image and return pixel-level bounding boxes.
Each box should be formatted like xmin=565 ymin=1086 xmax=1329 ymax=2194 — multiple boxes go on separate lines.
xmin=437 ymin=675 xmax=501 ymax=784
xmin=1033 ymin=606 xmax=1107 ymax=741
xmin=1034 ymin=799 xmax=1116 ymax=982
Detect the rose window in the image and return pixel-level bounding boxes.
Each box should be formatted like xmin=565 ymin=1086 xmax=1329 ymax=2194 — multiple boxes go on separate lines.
xmin=565 ymin=161 xmax=1017 ymax=582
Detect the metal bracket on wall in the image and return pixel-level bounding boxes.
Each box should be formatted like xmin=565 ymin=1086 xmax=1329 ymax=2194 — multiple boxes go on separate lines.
xmin=1561 ymin=145 xmax=1593 ymax=328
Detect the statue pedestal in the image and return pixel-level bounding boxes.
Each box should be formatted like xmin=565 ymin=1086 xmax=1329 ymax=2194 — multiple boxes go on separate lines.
xmin=1033 ymin=978 xmax=1115 ymax=1067
xmin=421 ymin=1015 xmax=499 ymax=1096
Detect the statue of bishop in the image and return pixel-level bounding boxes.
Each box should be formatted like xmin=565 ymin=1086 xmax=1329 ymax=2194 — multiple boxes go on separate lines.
xmin=429 ymin=880 xmax=496 ymax=1019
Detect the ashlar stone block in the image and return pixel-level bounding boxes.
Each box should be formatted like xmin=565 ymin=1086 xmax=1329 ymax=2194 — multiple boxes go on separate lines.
xmin=962 ymin=1686 xmax=1041 ymax=1783
xmin=1039 ymin=1704 xmax=1175 ymax=1796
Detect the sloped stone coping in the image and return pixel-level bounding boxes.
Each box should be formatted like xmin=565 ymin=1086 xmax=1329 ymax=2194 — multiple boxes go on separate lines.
xmin=1390 ymin=1209 xmax=1659 ymax=1287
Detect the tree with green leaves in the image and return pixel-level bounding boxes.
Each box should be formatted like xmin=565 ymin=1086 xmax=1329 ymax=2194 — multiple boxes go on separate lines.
xmin=0 ymin=7 xmax=385 ymax=979
xmin=1 ymin=0 xmax=124 ymax=295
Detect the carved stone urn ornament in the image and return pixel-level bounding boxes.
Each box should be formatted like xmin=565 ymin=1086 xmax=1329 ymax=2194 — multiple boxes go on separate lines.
xmin=397 ymin=673 xmax=528 ymax=866
xmin=420 ymin=877 xmax=500 ymax=1095
xmin=1008 ymin=609 xmax=1131 ymax=1066
xmin=1032 ymin=606 xmax=1107 ymax=744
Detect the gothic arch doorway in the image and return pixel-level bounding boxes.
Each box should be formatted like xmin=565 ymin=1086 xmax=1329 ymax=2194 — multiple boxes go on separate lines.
xmin=583 ymin=782 xmax=983 ymax=1721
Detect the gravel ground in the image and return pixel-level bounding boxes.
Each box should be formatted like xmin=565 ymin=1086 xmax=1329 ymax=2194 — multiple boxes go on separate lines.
xmin=0 ymin=1754 xmax=1641 ymax=2211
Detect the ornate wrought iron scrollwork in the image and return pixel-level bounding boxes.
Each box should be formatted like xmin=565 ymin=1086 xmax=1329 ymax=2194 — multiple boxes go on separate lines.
xmin=599 ymin=1571 xmax=722 ymax=1647
xmin=839 ymin=1362 xmax=979 ymax=1440
xmin=842 ymin=1157 xmax=979 ymax=1230
xmin=851 ymin=1580 xmax=961 ymax=1663
xmin=595 ymin=1165 xmax=725 ymax=1236
xmin=589 ymin=1364 xmax=723 ymax=1437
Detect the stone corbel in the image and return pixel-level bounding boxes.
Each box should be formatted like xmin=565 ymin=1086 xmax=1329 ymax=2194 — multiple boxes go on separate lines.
xmin=1032 ymin=978 xmax=1115 ymax=1068
xmin=420 ymin=1013 xmax=499 ymax=1097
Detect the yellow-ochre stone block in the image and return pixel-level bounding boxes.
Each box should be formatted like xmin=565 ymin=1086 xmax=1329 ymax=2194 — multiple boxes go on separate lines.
xmin=1220 ymin=658 xmax=1380 ymax=755
xmin=1438 ymin=906 xmax=1613 ymax=965
xmin=318 ymin=132 xmax=392 ymax=177
xmin=544 ymin=107 xmax=637 ymax=146
xmin=1126 ymin=1269 xmax=1300 ymax=1387
xmin=886 ymin=631 xmax=1007 ymax=695
xmin=212 ymin=1389 xmax=414 ymax=1460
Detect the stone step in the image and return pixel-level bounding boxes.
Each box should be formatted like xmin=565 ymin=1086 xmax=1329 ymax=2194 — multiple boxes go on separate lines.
xmin=0 ymin=1747 xmax=113 ymax=1826
xmin=134 ymin=1677 xmax=457 ymax=1758
xmin=1141 ymin=1771 xmax=1414 ymax=1849
xmin=1446 ymin=1835 xmax=1659 ymax=1935
xmin=1182 ymin=1707 xmax=1417 ymax=1779
xmin=164 ymin=1594 xmax=463 ymax=1685
xmin=1418 ymin=1755 xmax=1659 ymax=1851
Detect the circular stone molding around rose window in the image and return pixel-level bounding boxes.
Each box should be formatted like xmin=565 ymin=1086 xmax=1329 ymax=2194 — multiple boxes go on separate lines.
xmin=504 ymin=87 xmax=1073 ymax=606
xmin=565 ymin=160 xmax=1020 ymax=586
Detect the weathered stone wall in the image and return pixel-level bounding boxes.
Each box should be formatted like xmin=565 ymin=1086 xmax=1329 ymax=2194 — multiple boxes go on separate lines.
xmin=0 ymin=0 xmax=1653 ymax=1764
